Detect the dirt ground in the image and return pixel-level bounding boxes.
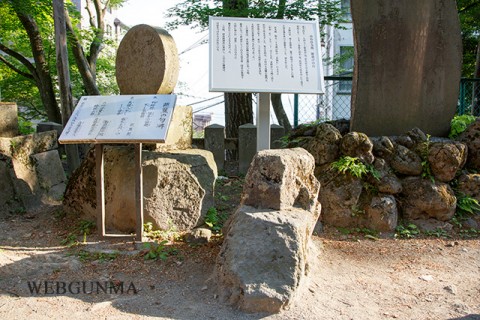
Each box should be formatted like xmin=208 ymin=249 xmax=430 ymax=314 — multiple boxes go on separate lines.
xmin=1 ymin=176 xmax=479 ymax=320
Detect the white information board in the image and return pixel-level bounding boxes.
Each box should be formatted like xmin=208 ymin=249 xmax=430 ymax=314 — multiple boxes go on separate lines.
xmin=58 ymin=95 xmax=177 ymax=144
xmin=209 ymin=17 xmax=324 ymax=94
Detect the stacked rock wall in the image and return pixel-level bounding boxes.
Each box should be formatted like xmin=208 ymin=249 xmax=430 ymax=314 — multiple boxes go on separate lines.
xmin=288 ymin=119 xmax=480 ymax=232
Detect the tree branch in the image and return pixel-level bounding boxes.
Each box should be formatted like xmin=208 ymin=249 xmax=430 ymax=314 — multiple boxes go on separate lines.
xmin=0 ymin=55 xmax=35 ymax=80
xmin=0 ymin=42 xmax=38 ymax=81
xmin=458 ymin=1 xmax=480 ymax=13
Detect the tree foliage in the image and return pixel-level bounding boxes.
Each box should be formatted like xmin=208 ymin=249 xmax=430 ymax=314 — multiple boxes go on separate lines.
xmin=0 ymin=0 xmax=121 ymax=123
xmin=457 ymin=0 xmax=480 ymax=77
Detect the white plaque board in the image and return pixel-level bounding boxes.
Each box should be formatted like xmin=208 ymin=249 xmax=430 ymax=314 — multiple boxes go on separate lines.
xmin=209 ymin=17 xmax=324 ymax=94
xmin=58 ymin=95 xmax=177 ymax=144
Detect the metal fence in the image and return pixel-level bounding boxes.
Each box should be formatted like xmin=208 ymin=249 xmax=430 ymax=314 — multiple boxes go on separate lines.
xmin=293 ymin=77 xmax=480 ymax=126
xmin=459 ymin=78 xmax=480 ymax=116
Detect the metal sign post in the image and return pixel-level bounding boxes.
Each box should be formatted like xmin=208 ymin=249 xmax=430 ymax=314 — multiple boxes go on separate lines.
xmin=209 ymin=17 xmax=325 ymax=152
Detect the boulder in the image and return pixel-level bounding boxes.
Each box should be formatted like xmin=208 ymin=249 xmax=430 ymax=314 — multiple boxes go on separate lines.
xmin=318 ymin=168 xmax=363 ymax=227
xmin=371 ymin=136 xmax=395 ymax=159
xmin=458 ymin=118 xmax=480 ymax=170
xmin=216 ymin=148 xmax=320 ymax=313
xmin=400 ymin=177 xmax=456 ymax=221
xmin=365 ymin=195 xmax=398 ymax=232
xmin=242 ymin=148 xmax=320 ymax=213
xmin=428 ymin=141 xmax=467 ymax=182
xmin=0 ymin=102 xmax=19 ymax=137
xmin=369 ymin=158 xmax=402 ymax=194
xmin=185 ymin=227 xmax=212 ymax=244
xmin=63 ymin=146 xmax=217 ymax=232
xmin=302 ymin=123 xmax=342 ymax=166
xmin=457 ymin=173 xmax=480 ymax=202
xmin=216 ymin=206 xmax=315 ymax=313
xmin=0 ymin=155 xmax=18 ymax=215
xmin=389 ymin=144 xmax=423 ymax=176
xmin=340 ymin=132 xmax=374 ymax=164
xmin=31 ymin=150 xmax=66 ymax=201
xmin=0 ymin=131 xmax=58 ymax=162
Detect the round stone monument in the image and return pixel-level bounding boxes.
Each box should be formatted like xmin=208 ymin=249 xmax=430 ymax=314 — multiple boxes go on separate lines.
xmin=116 ymin=24 xmax=179 ymax=94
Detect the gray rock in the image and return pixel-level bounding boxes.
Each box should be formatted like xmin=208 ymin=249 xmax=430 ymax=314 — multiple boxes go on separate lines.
xmin=0 ymin=131 xmax=58 ymax=161
xmin=0 ymin=102 xmax=19 ymax=137
xmin=406 ymin=127 xmax=428 ymax=145
xmin=185 ymin=228 xmax=212 ymax=244
xmin=216 ymin=206 xmax=315 ymax=313
xmin=370 ymin=158 xmax=402 ymax=194
xmin=303 ymin=123 xmax=342 ymax=166
xmin=400 ymin=177 xmax=456 ymax=221
xmin=318 ymin=168 xmax=364 ymax=228
xmin=31 ymin=150 xmax=66 ymax=201
xmin=365 ymin=195 xmax=398 ymax=232
xmin=64 ymin=146 xmax=217 ymax=232
xmin=242 ymin=148 xmax=320 ymax=213
xmin=457 ymin=173 xmax=480 ymax=203
xmin=371 ymin=136 xmax=395 ymax=159
xmin=390 ymin=144 xmax=423 ymax=175
xmin=413 ymin=219 xmax=453 ymax=232
xmin=340 ymin=132 xmax=374 ymax=164
xmin=428 ymin=141 xmax=467 ymax=182
xmin=458 ymin=118 xmax=480 ymax=170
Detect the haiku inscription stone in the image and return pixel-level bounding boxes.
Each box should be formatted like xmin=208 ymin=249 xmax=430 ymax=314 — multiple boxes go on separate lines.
xmin=350 ymin=0 xmax=462 ymax=137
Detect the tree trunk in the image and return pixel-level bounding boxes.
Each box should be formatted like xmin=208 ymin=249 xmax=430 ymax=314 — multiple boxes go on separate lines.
xmin=223 ymin=0 xmax=253 ymax=160
xmin=225 ymin=92 xmax=253 ymax=159
xmin=15 ymin=11 xmax=62 ymax=123
xmin=271 ymin=93 xmax=292 ymax=132
xmin=271 ymin=0 xmax=292 ymax=133
xmin=65 ymin=9 xmax=100 ymax=95
xmin=53 ymin=0 xmax=80 ymax=173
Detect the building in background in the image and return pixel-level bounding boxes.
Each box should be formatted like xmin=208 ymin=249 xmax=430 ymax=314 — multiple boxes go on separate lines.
xmin=193 ymin=113 xmax=213 ymax=134
xmin=71 ymin=0 xmax=127 ymax=41
xmin=321 ymin=0 xmax=353 ymax=121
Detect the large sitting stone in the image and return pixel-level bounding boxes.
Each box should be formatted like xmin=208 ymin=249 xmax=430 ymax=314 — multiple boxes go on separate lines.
xmin=350 ymin=0 xmax=462 ymax=136
xmin=428 ymin=141 xmax=467 ymax=182
xmin=216 ymin=148 xmax=320 ymax=313
xmin=400 ymin=177 xmax=456 ymax=221
xmin=242 ymin=148 xmax=320 ymax=212
xmin=63 ymin=146 xmax=217 ymax=232
xmin=216 ymin=206 xmax=314 ymax=313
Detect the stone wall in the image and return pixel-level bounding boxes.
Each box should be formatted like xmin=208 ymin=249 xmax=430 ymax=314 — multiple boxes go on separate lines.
xmin=287 ymin=119 xmax=480 ymax=232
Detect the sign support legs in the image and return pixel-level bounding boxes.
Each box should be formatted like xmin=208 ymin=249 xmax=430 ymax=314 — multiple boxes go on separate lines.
xmin=257 ymin=92 xmax=271 ymax=151
xmin=134 ymin=143 xmax=144 ymax=241
xmin=95 ymin=144 xmax=105 ymax=237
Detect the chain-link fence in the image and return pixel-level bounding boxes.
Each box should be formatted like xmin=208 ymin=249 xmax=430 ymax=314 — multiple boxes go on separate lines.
xmin=294 ymin=77 xmax=480 ymax=126
xmin=294 ymin=76 xmax=352 ymax=126
xmin=458 ymin=78 xmax=480 ymax=116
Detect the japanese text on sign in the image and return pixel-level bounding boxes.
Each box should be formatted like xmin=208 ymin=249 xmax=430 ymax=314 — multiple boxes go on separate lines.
xmin=209 ymin=17 xmax=324 ymax=94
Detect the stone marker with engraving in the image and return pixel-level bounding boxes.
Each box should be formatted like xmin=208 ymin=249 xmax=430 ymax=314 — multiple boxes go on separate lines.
xmin=350 ymin=0 xmax=462 ymax=137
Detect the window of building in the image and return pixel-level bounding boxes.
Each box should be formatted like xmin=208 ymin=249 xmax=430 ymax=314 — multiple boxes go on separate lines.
xmin=338 ymin=46 xmax=353 ymax=94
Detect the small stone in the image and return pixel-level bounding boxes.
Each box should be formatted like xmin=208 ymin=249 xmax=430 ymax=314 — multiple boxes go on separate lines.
xmin=201 ymin=286 xmax=208 ymax=291
xmin=185 ymin=228 xmax=212 ymax=244
xmin=22 ymin=233 xmax=32 ymax=238
xmin=419 ymin=275 xmax=434 ymax=282
xmin=444 ymin=285 xmax=457 ymax=295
